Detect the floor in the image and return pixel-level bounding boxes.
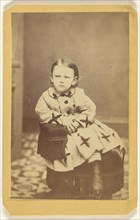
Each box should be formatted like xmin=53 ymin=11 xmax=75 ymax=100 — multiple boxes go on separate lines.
xmin=11 ymin=132 xmax=128 ymax=200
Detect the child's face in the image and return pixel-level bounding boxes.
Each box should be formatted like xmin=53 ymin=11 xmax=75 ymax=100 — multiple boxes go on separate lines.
xmin=51 ymin=64 xmax=76 ymax=94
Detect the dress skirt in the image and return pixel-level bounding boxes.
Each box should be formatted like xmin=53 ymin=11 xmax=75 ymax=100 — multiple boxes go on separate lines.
xmin=37 ymin=120 xmax=125 ymax=172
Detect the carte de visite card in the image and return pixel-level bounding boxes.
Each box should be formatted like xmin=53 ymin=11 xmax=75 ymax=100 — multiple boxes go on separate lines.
xmin=3 ymin=2 xmax=137 ymax=217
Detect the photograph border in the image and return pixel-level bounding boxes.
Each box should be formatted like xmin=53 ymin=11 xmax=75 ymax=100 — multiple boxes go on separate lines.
xmin=3 ymin=3 xmax=137 ymax=216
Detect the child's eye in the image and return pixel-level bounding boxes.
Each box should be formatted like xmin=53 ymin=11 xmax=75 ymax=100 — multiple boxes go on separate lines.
xmin=54 ymin=75 xmax=61 ymax=77
xmin=64 ymin=76 xmax=70 ymax=79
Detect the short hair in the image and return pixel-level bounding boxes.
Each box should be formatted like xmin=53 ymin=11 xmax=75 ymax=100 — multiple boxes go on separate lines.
xmin=51 ymin=58 xmax=79 ymax=79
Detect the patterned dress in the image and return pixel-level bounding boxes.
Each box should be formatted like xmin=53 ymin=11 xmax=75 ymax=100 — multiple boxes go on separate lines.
xmin=35 ymin=87 xmax=125 ymax=172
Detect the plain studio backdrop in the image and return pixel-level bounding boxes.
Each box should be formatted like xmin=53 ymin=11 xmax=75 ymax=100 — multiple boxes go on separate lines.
xmin=12 ymin=12 xmax=128 ymax=158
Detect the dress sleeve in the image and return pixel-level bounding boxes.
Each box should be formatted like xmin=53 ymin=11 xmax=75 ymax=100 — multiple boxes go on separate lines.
xmin=35 ymin=94 xmax=62 ymax=125
xmin=75 ymin=90 xmax=96 ymax=128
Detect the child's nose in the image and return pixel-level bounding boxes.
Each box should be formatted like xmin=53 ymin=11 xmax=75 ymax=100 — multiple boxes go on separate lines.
xmin=60 ymin=77 xmax=64 ymax=82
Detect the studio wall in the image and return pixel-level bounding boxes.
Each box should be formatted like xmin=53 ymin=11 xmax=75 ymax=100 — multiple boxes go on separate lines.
xmin=23 ymin=12 xmax=129 ymax=120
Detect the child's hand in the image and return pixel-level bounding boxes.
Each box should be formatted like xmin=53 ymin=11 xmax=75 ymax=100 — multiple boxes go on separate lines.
xmin=71 ymin=120 xmax=80 ymax=131
xmin=61 ymin=116 xmax=79 ymax=134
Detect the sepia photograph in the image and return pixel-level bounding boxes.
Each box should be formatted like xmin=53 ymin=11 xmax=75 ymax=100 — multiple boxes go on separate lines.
xmin=3 ymin=3 xmax=137 ymax=216
xmin=11 ymin=11 xmax=128 ymax=200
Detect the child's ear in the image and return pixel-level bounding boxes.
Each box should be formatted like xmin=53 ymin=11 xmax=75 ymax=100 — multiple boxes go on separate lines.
xmin=72 ymin=77 xmax=78 ymax=87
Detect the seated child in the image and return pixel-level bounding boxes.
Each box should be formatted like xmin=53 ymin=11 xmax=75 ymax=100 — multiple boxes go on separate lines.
xmin=35 ymin=58 xmax=125 ymax=199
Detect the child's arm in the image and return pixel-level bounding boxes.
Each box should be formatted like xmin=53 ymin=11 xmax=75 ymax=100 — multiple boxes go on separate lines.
xmin=74 ymin=90 xmax=96 ymax=128
xmin=35 ymin=95 xmax=63 ymax=125
xmin=35 ymin=94 xmax=79 ymax=133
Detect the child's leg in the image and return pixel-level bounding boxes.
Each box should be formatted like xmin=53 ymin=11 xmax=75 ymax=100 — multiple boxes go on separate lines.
xmin=88 ymin=153 xmax=103 ymax=199
xmin=88 ymin=146 xmax=125 ymax=200
xmin=101 ymin=146 xmax=125 ymax=199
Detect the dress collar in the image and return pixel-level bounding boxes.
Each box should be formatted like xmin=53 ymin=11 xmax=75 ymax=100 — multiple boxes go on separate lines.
xmin=48 ymin=87 xmax=75 ymax=99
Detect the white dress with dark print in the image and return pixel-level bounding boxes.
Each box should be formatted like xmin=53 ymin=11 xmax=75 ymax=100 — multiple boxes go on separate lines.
xmin=35 ymin=87 xmax=125 ymax=172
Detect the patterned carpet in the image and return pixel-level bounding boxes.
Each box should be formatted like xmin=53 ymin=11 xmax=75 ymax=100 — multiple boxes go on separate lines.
xmin=11 ymin=132 xmax=128 ymax=199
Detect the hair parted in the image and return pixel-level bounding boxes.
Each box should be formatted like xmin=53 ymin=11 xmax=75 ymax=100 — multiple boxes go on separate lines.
xmin=51 ymin=58 xmax=79 ymax=80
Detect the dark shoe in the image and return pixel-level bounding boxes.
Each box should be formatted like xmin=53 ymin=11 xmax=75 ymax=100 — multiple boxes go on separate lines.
xmin=89 ymin=160 xmax=103 ymax=199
